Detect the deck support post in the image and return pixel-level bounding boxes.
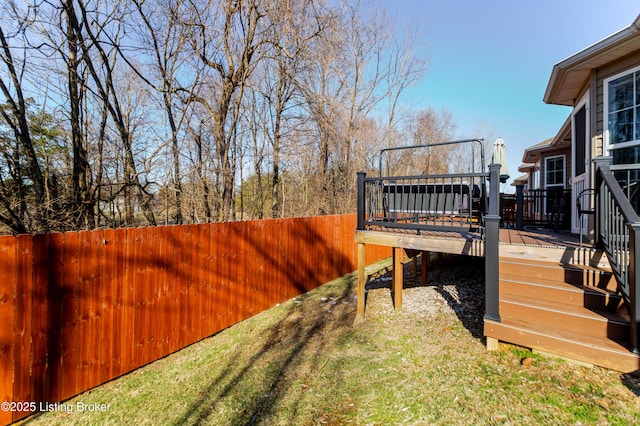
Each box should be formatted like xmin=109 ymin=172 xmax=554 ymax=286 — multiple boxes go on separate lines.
xmin=421 ymin=251 xmax=428 ymax=285
xmin=393 ymin=247 xmax=403 ymax=310
xmin=486 ymin=337 xmax=499 ymax=351
xmin=628 ymin=223 xmax=640 ymax=353
xmin=485 ymin=164 xmax=501 ymax=323
xmin=356 ymin=242 xmax=366 ymax=322
xmin=357 ymin=172 xmax=366 ymax=231
xmin=515 ymin=184 xmax=524 ymax=230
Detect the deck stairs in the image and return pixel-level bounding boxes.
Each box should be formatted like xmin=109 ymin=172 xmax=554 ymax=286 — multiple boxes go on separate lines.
xmin=484 ymin=249 xmax=640 ymax=372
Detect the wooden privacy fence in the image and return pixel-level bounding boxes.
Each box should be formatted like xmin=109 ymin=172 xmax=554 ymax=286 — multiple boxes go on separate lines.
xmin=0 ymin=214 xmax=389 ymax=425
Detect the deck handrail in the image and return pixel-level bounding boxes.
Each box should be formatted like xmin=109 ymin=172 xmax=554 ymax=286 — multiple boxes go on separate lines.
xmin=512 ymin=186 xmax=572 ymax=230
xmin=594 ymin=157 xmax=640 ymax=353
xmin=377 ymin=138 xmax=486 ymax=177
xmin=356 ymin=171 xmax=488 ymax=232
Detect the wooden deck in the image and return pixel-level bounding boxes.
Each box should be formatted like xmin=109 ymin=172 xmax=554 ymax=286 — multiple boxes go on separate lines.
xmin=358 ymin=226 xmax=581 ymax=247
xmin=355 ymin=225 xmax=640 ymax=372
xmin=499 ymin=227 xmax=581 ymax=248
xmin=356 ymin=226 xmax=608 ymax=266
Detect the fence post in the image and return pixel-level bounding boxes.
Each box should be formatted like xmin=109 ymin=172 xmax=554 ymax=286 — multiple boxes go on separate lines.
xmin=357 ymin=172 xmax=366 ymax=231
xmin=515 ymin=184 xmax=524 ymax=230
xmin=484 ymin=164 xmax=501 ymax=322
xmin=629 ymin=223 xmax=640 ymax=354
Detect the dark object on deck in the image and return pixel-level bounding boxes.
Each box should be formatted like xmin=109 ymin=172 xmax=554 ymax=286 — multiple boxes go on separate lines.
xmin=383 ymin=183 xmax=480 ymax=219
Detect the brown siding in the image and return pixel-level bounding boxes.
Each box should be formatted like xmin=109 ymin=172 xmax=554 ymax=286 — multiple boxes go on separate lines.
xmin=595 ymin=50 xmax=640 ymax=149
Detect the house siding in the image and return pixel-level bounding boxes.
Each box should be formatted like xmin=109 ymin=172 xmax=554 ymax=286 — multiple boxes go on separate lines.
xmin=595 ymin=50 xmax=640 ymax=155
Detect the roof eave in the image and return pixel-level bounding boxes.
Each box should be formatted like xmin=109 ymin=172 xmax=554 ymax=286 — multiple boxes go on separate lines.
xmin=544 ymin=15 xmax=640 ymax=106
xmin=521 ymin=115 xmax=571 ymax=163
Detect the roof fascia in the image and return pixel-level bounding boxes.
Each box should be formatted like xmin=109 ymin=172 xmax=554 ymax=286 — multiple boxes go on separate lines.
xmin=544 ymin=15 xmax=640 ymax=105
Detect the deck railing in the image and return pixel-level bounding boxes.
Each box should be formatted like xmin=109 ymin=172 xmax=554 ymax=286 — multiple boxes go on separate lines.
xmin=594 ymin=157 xmax=640 ymax=353
xmin=511 ymin=187 xmax=571 ymax=230
xmin=356 ymin=172 xmax=487 ymax=232
xmin=356 ymin=162 xmax=503 ymax=324
xmin=523 ymin=188 xmax=572 ymax=229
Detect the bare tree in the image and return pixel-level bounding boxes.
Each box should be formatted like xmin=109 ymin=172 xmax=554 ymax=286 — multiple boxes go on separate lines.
xmin=179 ymin=0 xmax=268 ymax=221
xmin=387 ymin=107 xmax=457 ymax=176
xmin=382 ymin=22 xmax=427 ymax=149
xmin=127 ymin=0 xmax=198 ymax=224
xmin=67 ymin=0 xmax=156 ymax=225
xmin=0 ymin=17 xmax=49 ymax=232
xmin=259 ymin=0 xmax=324 ymax=218
xmin=294 ymin=0 xmax=409 ymax=214
xmin=0 ymin=0 xmax=433 ymax=233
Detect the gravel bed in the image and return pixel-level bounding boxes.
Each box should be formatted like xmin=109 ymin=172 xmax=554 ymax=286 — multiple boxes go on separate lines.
xmin=363 ymin=253 xmax=485 ymax=338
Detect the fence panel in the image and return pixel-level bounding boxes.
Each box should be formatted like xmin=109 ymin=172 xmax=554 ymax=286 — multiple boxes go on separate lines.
xmin=0 ymin=214 xmax=389 ymax=425
xmin=47 ymin=233 xmax=65 ymax=403
xmin=112 ymin=227 xmax=127 ymax=378
xmin=30 ymin=234 xmax=48 ymax=408
xmin=101 ymin=229 xmax=116 ymax=384
xmin=0 ymin=237 xmax=15 ymax=425
xmin=13 ymin=235 xmax=34 ymax=419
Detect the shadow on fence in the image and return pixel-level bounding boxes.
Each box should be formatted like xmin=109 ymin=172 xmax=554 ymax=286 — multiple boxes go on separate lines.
xmin=0 ymin=214 xmax=390 ymax=425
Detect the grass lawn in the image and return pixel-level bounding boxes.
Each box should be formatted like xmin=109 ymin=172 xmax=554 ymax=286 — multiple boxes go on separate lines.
xmin=21 ymin=256 xmax=640 ymax=425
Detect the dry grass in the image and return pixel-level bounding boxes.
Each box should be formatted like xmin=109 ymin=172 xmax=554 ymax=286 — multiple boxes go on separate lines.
xmin=21 ymin=256 xmax=640 ymax=425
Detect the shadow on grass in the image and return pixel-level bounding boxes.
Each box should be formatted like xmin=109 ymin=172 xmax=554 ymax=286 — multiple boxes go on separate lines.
xmin=621 ymin=374 xmax=640 ymax=396
xmin=174 ymin=275 xmax=357 ymax=425
xmin=365 ymin=253 xmax=485 ymax=340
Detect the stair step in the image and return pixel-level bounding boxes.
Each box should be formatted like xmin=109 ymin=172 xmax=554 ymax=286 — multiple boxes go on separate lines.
xmin=500 ymin=279 xmax=624 ymax=311
xmin=490 ymin=252 xmax=636 ymax=371
xmin=498 ymin=247 xmax=611 ymax=268
xmin=500 ymin=257 xmax=616 ymax=291
xmin=499 ymin=294 xmax=629 ymax=341
xmin=484 ymin=317 xmax=639 ymax=373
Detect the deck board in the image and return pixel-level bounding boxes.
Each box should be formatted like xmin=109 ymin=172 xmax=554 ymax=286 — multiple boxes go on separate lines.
xmin=356 ymin=226 xmax=603 ymax=266
xmin=360 ymin=226 xmax=581 ymax=249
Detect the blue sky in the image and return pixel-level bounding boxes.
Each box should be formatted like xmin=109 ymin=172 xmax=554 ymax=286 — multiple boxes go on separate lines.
xmin=382 ymin=0 xmax=640 ymax=188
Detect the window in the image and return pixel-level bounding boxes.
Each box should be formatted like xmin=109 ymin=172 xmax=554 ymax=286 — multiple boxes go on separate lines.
xmin=573 ymin=105 xmax=587 ymax=176
xmin=605 ymin=66 xmax=640 ymax=159
xmin=605 ymin=66 xmax=640 ymax=212
xmin=544 ymin=155 xmax=566 ymax=216
xmin=545 ymin=155 xmax=565 ymax=188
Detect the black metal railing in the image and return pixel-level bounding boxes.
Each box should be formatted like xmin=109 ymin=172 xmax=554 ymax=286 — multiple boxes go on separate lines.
xmin=358 ymin=139 xmax=489 ymax=233
xmin=594 ymin=157 xmax=640 ymax=353
xmin=357 ymin=173 xmax=487 ymax=232
xmin=516 ymin=188 xmax=571 ymax=230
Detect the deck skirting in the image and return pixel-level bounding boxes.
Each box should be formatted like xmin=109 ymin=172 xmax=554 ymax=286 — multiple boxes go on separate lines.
xmin=355 ymin=230 xmax=484 ymax=257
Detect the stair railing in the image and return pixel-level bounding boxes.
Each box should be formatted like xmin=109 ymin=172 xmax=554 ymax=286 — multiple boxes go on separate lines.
xmin=594 ymin=157 xmax=640 ymax=353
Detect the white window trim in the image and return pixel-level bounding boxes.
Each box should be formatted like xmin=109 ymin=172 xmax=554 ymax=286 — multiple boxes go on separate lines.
xmin=544 ymin=154 xmax=566 ymax=188
xmin=603 ymin=64 xmax=640 ymax=155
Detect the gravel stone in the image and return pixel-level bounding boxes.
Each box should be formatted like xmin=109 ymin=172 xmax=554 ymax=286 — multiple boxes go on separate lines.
xmin=364 ymin=254 xmax=485 ymax=338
